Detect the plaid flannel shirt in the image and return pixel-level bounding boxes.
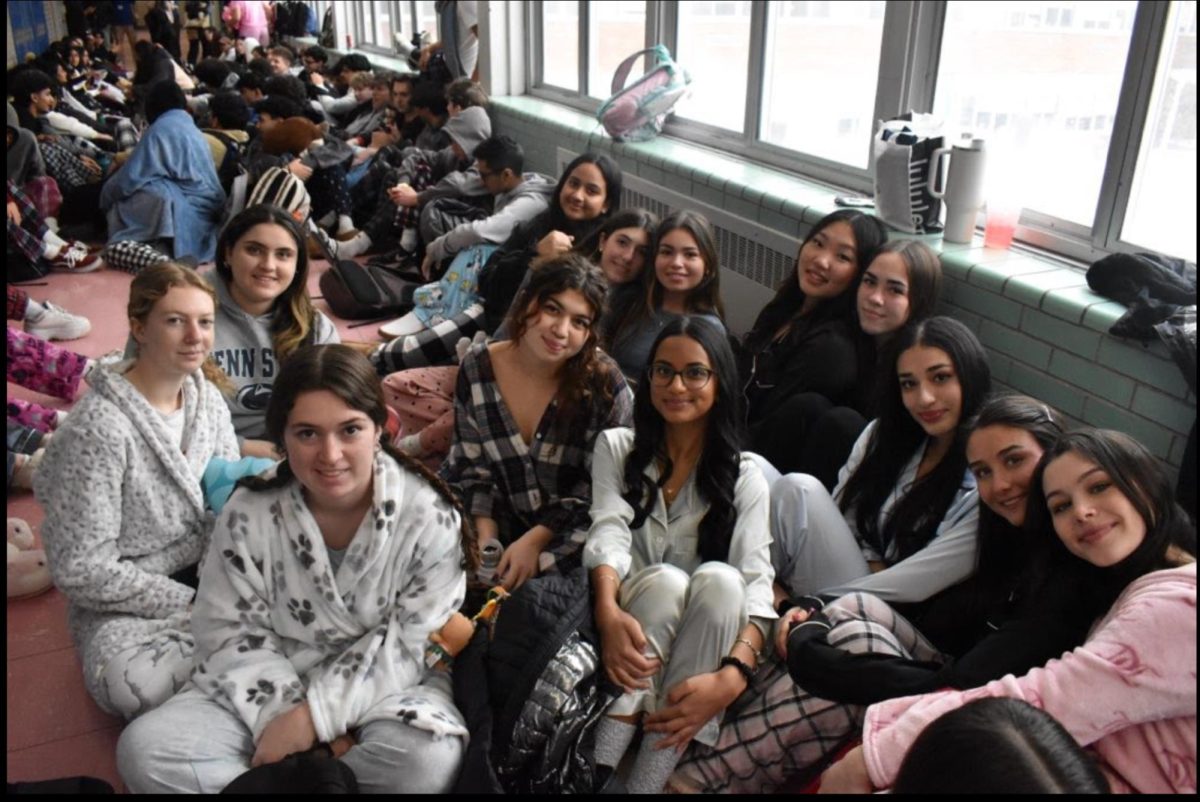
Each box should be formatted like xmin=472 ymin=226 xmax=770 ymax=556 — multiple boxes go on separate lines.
xmin=441 ymin=343 xmax=634 ymax=575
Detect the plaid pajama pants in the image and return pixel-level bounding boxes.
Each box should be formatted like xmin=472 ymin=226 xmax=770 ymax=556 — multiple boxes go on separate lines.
xmin=7 ymin=326 xmax=89 ymax=401
xmin=6 ymin=180 xmax=48 ymax=263
xmin=371 ymin=303 xmax=486 ymax=374
xmin=103 ymin=240 xmax=171 ymax=275
xmin=40 ymin=140 xmax=94 ymax=191
xmin=674 ymin=592 xmax=945 ymax=793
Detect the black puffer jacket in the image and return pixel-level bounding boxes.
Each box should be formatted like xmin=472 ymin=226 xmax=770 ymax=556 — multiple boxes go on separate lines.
xmin=452 ymin=569 xmax=621 ymax=795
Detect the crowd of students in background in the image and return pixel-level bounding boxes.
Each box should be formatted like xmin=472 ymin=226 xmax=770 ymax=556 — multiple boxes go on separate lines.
xmin=5 ymin=1 xmax=1196 ymax=794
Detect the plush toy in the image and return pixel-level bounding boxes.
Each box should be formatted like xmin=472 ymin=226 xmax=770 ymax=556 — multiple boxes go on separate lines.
xmin=425 ymin=586 xmax=509 ymax=671
xmin=8 ymin=518 xmax=52 ymax=600
xmin=201 ymin=456 xmax=277 ymax=515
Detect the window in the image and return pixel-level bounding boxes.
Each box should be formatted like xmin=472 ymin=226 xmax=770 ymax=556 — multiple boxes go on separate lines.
xmin=416 ymin=1 xmax=439 ymax=44
xmin=760 ymin=1 xmax=885 ymax=168
xmin=672 ymin=0 xmax=752 ymax=132
xmin=542 ymin=1 xmax=580 ymax=90
xmin=529 ymin=1 xmax=1199 ymax=263
xmin=587 ymin=1 xmax=647 ymax=100
xmin=1120 ymin=1 xmax=1197 ymax=261
xmin=337 ymin=2 xmax=441 ymax=53
xmin=934 ymin=1 xmax=1136 ymax=229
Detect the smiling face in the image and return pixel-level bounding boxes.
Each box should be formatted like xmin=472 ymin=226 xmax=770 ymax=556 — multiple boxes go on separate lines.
xmin=967 ymin=424 xmax=1045 ymax=527
xmin=898 ymin=345 xmax=962 ymax=441
xmin=655 ymin=228 xmax=707 ymax=296
xmin=268 ymin=53 xmax=290 ymax=75
xmin=130 ymin=285 xmax=216 ymax=379
xmin=597 ymin=226 xmax=650 ymax=286
xmin=1042 ymin=450 xmax=1147 ymax=567
xmin=858 ymin=251 xmax=912 ymax=337
xmin=517 ymin=288 xmax=595 ymax=366
xmin=650 ymin=335 xmax=717 ymax=427
xmin=284 ymin=389 xmax=380 ymax=515
xmin=225 ymin=222 xmax=299 ymax=316
xmin=559 ymin=162 xmax=608 ymax=222
xmin=797 ymin=220 xmax=858 ymax=302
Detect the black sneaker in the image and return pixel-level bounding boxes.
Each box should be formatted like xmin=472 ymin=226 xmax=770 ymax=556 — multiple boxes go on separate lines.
xmin=366 ymin=247 xmax=414 ymax=269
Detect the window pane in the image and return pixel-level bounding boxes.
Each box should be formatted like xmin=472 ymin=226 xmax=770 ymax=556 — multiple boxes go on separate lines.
xmin=1121 ymin=2 xmax=1197 ymax=262
xmin=761 ymin=1 xmax=885 ymax=168
xmin=542 ymin=1 xmax=580 ymax=90
xmin=371 ymin=1 xmax=393 ymax=47
xmin=587 ymin=1 xmax=647 ymax=100
xmin=674 ymin=1 xmax=752 ymax=132
xmin=416 ymin=1 xmax=439 ymax=44
xmin=934 ymin=1 xmax=1137 ymax=226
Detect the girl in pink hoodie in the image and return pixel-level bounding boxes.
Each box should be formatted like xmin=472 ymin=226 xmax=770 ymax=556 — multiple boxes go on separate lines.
xmin=820 ymin=428 xmax=1196 ymax=794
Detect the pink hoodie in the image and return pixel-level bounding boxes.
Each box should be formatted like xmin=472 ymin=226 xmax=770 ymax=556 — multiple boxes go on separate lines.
xmin=862 ymin=562 xmax=1197 ymax=794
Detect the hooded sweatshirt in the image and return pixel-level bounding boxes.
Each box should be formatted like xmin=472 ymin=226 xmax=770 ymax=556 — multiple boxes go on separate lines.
xmin=424 ymin=171 xmax=556 ymax=264
xmin=208 ymin=270 xmax=340 ymax=439
xmin=7 ymin=102 xmax=46 ymax=185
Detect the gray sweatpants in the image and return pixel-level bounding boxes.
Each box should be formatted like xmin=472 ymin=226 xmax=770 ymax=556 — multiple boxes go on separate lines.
xmin=769 ymin=473 xmax=870 ymax=598
xmin=608 ymin=562 xmax=748 ymax=747
xmin=117 ymin=675 xmax=464 ymax=794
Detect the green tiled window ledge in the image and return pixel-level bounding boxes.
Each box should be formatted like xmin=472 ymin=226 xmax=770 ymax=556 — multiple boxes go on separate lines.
xmin=492 ymin=96 xmax=1195 ymax=466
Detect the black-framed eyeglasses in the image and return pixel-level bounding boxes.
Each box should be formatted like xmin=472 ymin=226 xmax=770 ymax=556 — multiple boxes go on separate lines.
xmin=648 ymin=362 xmax=714 ymax=390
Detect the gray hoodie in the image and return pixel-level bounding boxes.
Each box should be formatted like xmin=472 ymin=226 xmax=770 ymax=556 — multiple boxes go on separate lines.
xmin=208 ymin=271 xmax=340 ymax=439
xmin=424 ymin=172 xmax=556 ymax=263
xmin=7 ymin=102 xmax=46 ymax=185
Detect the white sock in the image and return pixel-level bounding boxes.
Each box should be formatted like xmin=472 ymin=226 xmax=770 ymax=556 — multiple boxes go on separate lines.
xmin=337 ymin=214 xmax=355 ymax=234
xmin=45 ymin=216 xmax=59 ymax=233
xmin=400 ymin=226 xmax=418 ymax=252
xmin=337 ymin=231 xmax=372 ymax=259
xmin=593 ymin=717 xmax=638 ymax=768
xmin=43 ymin=229 xmax=68 ymax=249
xmin=317 ymin=210 xmax=336 ymax=229
xmin=627 ymin=732 xmax=684 ymax=794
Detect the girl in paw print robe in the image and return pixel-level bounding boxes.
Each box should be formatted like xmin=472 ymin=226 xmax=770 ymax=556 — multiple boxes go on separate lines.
xmin=117 ymin=345 xmax=476 ymax=794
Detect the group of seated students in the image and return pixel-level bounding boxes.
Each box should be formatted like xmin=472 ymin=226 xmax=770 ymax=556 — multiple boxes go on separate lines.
xmin=6 ymin=32 xmax=1195 ymax=798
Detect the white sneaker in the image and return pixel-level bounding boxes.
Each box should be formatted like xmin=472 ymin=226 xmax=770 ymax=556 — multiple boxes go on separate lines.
xmin=25 ymin=302 xmax=92 ymax=341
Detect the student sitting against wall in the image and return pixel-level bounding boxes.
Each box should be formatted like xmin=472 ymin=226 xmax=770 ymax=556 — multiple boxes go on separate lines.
xmin=117 ymin=345 xmax=476 ymax=793
xmin=604 ymin=210 xmax=727 ymax=383
xmin=674 ymin=395 xmax=1095 ymax=792
xmin=100 ymin=80 xmax=226 ymax=266
xmin=820 ymin=428 xmax=1197 ymax=795
xmin=584 ymin=316 xmax=774 ymax=794
xmin=441 ymin=255 xmax=634 ymax=588
xmin=373 ymin=151 xmax=621 ymax=344
xmin=381 ymin=208 xmax=657 ymax=465
xmin=739 ymin=210 xmax=888 ymax=461
xmin=755 ymin=239 xmax=943 ymax=489
xmin=34 ymin=263 xmax=240 ymax=719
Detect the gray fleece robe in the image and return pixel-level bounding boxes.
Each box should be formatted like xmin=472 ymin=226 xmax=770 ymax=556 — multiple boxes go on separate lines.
xmin=34 ymin=363 xmax=240 ymax=712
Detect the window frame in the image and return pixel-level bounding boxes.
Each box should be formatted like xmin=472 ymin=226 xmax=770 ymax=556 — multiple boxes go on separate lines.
xmin=525 ymin=0 xmax=1194 ymax=265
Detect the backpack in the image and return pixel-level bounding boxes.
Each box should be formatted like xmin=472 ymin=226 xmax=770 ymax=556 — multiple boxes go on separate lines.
xmin=312 ymin=222 xmax=419 ymax=321
xmin=319 ymin=6 xmax=336 ymax=48
xmin=204 ymin=129 xmax=251 ymax=208
xmin=596 ymin=45 xmax=691 ymax=143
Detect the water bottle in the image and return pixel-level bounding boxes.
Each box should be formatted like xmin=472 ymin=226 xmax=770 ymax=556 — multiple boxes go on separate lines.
xmin=477 ymin=538 xmax=503 ymax=585
xmin=929 ymin=135 xmax=987 ymax=244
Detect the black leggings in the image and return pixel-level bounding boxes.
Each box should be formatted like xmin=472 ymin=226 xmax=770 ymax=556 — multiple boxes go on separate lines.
xmin=749 ymin=393 xmax=867 ymax=490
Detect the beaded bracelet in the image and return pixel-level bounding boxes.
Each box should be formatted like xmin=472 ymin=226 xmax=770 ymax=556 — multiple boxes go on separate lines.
xmin=734 ymin=637 xmax=762 ymax=662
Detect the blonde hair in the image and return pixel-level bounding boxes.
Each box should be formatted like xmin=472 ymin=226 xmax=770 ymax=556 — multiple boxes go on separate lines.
xmin=128 ymin=262 xmax=234 ymax=395
xmin=349 ymin=72 xmax=373 ymax=91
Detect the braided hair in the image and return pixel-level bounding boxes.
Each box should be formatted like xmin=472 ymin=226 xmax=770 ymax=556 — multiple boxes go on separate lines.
xmin=238 ymin=344 xmax=479 ymax=574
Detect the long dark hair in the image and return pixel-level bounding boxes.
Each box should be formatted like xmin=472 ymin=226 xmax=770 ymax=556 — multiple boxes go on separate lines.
xmin=543 ymin=152 xmax=623 ymax=250
xmin=838 ymin=316 xmax=992 ymax=561
xmin=745 ymin=209 xmax=888 ymax=353
xmin=505 ymin=253 xmax=616 ymax=435
xmin=1026 ymin=428 xmax=1196 ymax=618
xmin=215 ymin=204 xmax=320 ymax=363
xmin=239 ymin=344 xmax=479 ymax=574
xmin=892 ymin=698 xmax=1109 ymax=793
xmin=590 ymin=208 xmax=660 ymax=349
xmin=966 ymin=394 xmax=1065 ymax=599
xmin=608 ymin=211 xmax=725 ymax=351
xmin=621 ymin=317 xmax=744 ymax=563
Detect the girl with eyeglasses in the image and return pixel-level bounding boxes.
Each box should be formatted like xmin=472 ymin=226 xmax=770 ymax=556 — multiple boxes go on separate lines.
xmin=442 ymin=254 xmax=633 ymax=591
xmin=583 ymin=316 xmax=775 ymax=794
